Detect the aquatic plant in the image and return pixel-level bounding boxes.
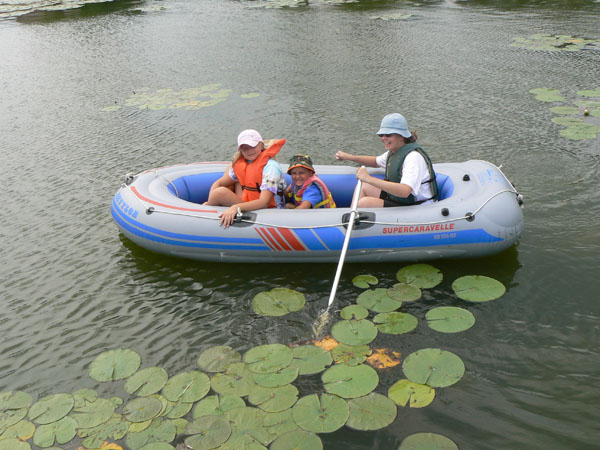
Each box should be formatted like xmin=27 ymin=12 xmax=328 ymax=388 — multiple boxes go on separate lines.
xmin=511 ymin=34 xmax=600 ymax=52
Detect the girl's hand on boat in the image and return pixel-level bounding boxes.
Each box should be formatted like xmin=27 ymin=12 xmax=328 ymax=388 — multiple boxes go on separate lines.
xmin=219 ymin=206 xmax=238 ymax=228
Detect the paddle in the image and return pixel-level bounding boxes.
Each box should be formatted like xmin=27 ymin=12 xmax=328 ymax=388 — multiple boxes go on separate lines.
xmin=313 ymin=171 xmax=364 ymax=337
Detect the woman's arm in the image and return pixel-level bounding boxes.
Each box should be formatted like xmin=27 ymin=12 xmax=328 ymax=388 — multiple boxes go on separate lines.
xmin=335 ymin=151 xmax=379 ymax=168
xmin=356 ymin=167 xmax=412 ymax=198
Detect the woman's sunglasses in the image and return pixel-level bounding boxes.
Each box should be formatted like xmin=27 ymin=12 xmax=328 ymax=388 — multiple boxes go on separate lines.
xmin=377 ymin=134 xmax=393 ymax=137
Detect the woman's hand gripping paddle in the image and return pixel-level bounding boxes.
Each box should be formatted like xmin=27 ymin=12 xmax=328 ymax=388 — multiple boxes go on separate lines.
xmin=312 ymin=171 xmax=364 ymax=337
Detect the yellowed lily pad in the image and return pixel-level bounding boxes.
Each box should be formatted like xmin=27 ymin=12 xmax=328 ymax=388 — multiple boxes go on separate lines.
xmin=388 ymin=379 xmax=435 ymax=408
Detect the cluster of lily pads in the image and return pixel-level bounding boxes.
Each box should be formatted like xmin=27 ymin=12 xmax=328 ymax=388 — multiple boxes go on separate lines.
xmin=369 ymin=13 xmax=414 ymax=21
xmin=0 ymin=0 xmax=119 ymax=19
xmin=102 ymin=86 xmax=260 ymax=112
xmin=1 ymin=264 xmax=506 ymax=450
xmin=530 ymin=87 xmax=600 ymax=140
xmin=511 ymin=34 xmax=600 ymax=52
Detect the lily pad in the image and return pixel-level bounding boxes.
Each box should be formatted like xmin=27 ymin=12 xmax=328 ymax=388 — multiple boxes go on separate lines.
xmin=243 ymin=344 xmax=293 ymax=374
xmin=253 ymin=366 xmax=299 ymax=388
xmin=560 ymin=123 xmax=600 ymax=140
xmin=388 ymin=283 xmax=422 ymax=303
xmin=402 ymin=348 xmax=465 ymax=388
xmin=0 ymin=419 xmax=35 ymax=441
xmin=396 ymin=264 xmax=443 ymax=288
xmin=184 ymin=415 xmax=231 ymax=450
xmin=399 ymin=432 xmax=458 ymax=449
xmin=578 ymin=88 xmax=600 ymax=98
xmin=0 ymin=391 xmax=33 ymax=410
xmin=161 ymin=370 xmax=210 ymax=403
xmin=513 ymin=34 xmax=600 ymax=52
xmin=165 ymin=399 xmax=193 ymax=419
xmin=70 ymin=397 xmax=116 ymax=428
xmin=248 ymin=384 xmax=299 ymax=413
xmin=210 ymin=362 xmax=256 ymax=397
xmin=366 ymin=348 xmax=403 ymax=369
xmin=223 ymin=407 xmax=271 ymax=448
xmin=193 ymin=395 xmax=245 ymax=418
xmin=125 ymin=417 xmax=176 ymax=450
xmin=292 ymin=394 xmax=349 ymax=433
xmin=0 ymin=407 xmax=28 ymax=433
xmin=28 ymin=393 xmax=74 ymax=424
xmin=426 ymin=306 xmax=475 ymax=333
xmin=288 ymin=345 xmax=332 ymax=375
xmin=373 ymin=312 xmax=418 ymax=335
xmin=357 ymin=288 xmax=402 ymax=312
xmin=330 ymin=344 xmax=372 ymax=366
xmin=32 ymin=416 xmax=77 ymax=447
xmin=88 ymin=348 xmax=141 ymax=382
xmin=340 ymin=305 xmax=369 ymax=321
xmin=262 ymin=409 xmax=299 ymax=441
xmin=346 ymin=393 xmax=397 ymax=431
xmin=197 ymin=345 xmax=241 ymax=372
xmin=529 ymin=87 xmax=564 ymax=102
xmin=0 ymin=438 xmax=30 ymax=450
xmin=452 ymin=275 xmax=506 ymax=302
xmin=388 ymin=379 xmax=435 ymax=408
xmin=140 ymin=443 xmax=174 ymax=450
xmin=352 ymin=275 xmax=379 ymax=289
xmin=123 ymin=397 xmax=163 ymax=423
xmin=77 ymin=413 xmax=129 ymax=448
xmin=331 ymin=319 xmax=378 ymax=346
xmin=270 ymin=430 xmax=322 ymax=450
xmin=322 ymin=364 xmax=379 ymax=399
xmin=125 ymin=367 xmax=169 ymax=396
xmin=252 ymin=288 xmax=306 ymax=317
xmin=550 ymin=106 xmax=580 ymax=115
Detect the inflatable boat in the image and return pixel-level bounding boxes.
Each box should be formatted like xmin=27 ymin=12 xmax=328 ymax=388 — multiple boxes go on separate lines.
xmin=111 ymin=161 xmax=523 ymax=263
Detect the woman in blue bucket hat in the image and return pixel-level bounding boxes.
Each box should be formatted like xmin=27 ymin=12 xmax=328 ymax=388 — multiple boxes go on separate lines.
xmin=335 ymin=113 xmax=438 ymax=207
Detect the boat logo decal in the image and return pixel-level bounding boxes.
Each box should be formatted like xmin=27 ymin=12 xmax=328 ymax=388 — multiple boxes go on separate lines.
xmin=382 ymin=223 xmax=455 ymax=234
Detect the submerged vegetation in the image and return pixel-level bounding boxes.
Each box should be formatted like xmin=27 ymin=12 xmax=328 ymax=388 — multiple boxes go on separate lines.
xmin=1 ymin=264 xmax=509 ymax=449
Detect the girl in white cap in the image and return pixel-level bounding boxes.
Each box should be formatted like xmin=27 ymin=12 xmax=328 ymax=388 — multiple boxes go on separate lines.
xmin=205 ymin=129 xmax=287 ymax=227
xmin=335 ymin=113 xmax=438 ymax=208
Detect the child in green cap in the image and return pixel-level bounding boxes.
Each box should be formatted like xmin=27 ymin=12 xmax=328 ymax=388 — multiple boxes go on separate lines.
xmin=284 ymin=154 xmax=336 ymax=209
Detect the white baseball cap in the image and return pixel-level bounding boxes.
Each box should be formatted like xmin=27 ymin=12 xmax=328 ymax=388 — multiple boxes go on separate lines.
xmin=237 ymin=129 xmax=263 ymax=148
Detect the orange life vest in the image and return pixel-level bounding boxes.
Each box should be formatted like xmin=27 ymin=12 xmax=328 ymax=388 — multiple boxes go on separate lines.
xmin=293 ymin=174 xmax=336 ymax=208
xmin=233 ymin=139 xmax=285 ymax=208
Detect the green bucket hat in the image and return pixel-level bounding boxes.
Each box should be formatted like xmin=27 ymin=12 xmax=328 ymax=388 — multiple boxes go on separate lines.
xmin=287 ymin=154 xmax=315 ymax=174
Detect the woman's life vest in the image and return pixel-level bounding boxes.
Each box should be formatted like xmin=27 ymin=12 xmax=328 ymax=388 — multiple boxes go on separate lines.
xmin=291 ymin=174 xmax=336 ymax=208
xmin=382 ymin=142 xmax=439 ymax=206
xmin=233 ymin=139 xmax=285 ymax=208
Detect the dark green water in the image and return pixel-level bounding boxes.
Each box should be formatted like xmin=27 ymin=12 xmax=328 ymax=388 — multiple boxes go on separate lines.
xmin=1 ymin=1 xmax=599 ymax=449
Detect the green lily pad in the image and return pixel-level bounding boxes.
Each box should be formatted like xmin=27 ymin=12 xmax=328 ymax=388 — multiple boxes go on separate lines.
xmin=0 ymin=407 xmax=28 ymax=433
xmin=578 ymin=88 xmax=600 ymax=98
xmin=72 ymin=389 xmax=98 ymax=407
xmin=70 ymin=397 xmax=116 ymax=429
xmin=352 ymin=275 xmax=379 ymax=289
xmin=292 ymin=394 xmax=349 ymax=433
xmin=197 ymin=345 xmax=241 ymax=372
xmin=125 ymin=367 xmax=169 ymax=396
xmin=248 ymin=384 xmax=299 ymax=413
xmin=165 ymin=399 xmax=193 ymax=419
xmin=28 ymin=393 xmax=74 ymax=424
xmin=388 ymin=379 xmax=435 ymax=408
xmin=288 ymin=345 xmax=332 ymax=375
xmin=184 ymin=415 xmax=231 ymax=450
xmin=126 ymin=417 xmax=176 ymax=450
xmin=123 ymin=397 xmax=164 ymax=423
xmin=253 ymin=366 xmax=299 ymax=388
xmin=139 ymin=443 xmax=174 ymax=450
xmin=193 ymin=395 xmax=245 ymax=418
xmin=262 ymin=409 xmax=299 ymax=441
xmin=88 ymin=348 xmax=141 ymax=382
xmin=162 ymin=370 xmax=210 ymax=403
xmin=403 ymin=348 xmax=465 ymax=388
xmin=0 ymin=419 xmax=35 ymax=441
xmin=0 ymin=438 xmax=30 ymax=450
xmin=322 ymin=364 xmax=379 ymax=399
xmin=0 ymin=391 xmax=33 ymax=410
xmin=252 ymin=288 xmax=306 ymax=316
xmin=550 ymin=106 xmax=580 ymax=115
xmin=331 ymin=319 xmax=378 ymax=346
xmin=388 ymin=283 xmax=422 ymax=303
xmin=373 ymin=312 xmax=418 ymax=334
xmin=330 ymin=344 xmax=372 ymax=366
xmin=210 ymin=362 xmax=257 ymax=397
xmin=552 ymin=116 xmax=583 ymax=126
xmin=243 ymin=344 xmax=293 ymax=374
xmin=560 ymin=123 xmax=600 ymax=140
xmin=270 ymin=430 xmax=322 ymax=450
xmin=77 ymin=413 xmax=129 ymax=448
xmin=223 ymin=407 xmax=271 ymax=448
xmin=32 ymin=416 xmax=77 ymax=447
xmin=346 ymin=393 xmax=397 ymax=431
xmin=147 ymin=394 xmax=171 ymax=418
xmin=426 ymin=306 xmax=475 ymax=333
xmin=171 ymin=417 xmax=188 ymax=435
xmin=452 ymin=275 xmax=506 ymax=302
xmin=357 ymin=288 xmax=403 ymax=312
xmin=513 ymin=34 xmax=600 ymax=52
xmin=399 ymin=432 xmax=458 ymax=449
xmin=340 ymin=305 xmax=369 ymax=320
xmin=129 ymin=419 xmax=152 ymax=433
xmin=396 ymin=264 xmax=443 ymax=288
xmin=529 ymin=87 xmax=564 ymax=102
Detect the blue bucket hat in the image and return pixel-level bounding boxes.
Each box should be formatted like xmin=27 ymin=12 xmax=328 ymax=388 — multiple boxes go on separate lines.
xmin=376 ymin=113 xmax=411 ymax=138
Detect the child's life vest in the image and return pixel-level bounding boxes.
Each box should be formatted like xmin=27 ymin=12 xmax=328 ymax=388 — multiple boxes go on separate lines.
xmin=291 ymin=174 xmax=336 ymax=208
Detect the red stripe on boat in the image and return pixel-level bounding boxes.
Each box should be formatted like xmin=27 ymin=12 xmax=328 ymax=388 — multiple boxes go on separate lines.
xmin=266 ymin=228 xmax=292 ymax=251
xmin=256 ymin=228 xmax=281 ymax=251
xmin=131 ymin=186 xmax=218 ymax=213
xmin=279 ymin=228 xmax=306 ymax=251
